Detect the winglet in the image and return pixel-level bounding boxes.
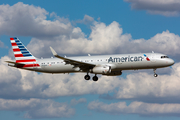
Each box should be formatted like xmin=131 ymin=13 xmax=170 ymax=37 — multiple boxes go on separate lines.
xmin=50 ymin=46 xmax=57 ymax=56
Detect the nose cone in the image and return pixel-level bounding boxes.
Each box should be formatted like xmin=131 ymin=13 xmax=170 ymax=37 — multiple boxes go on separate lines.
xmin=168 ymin=59 xmax=174 ymax=66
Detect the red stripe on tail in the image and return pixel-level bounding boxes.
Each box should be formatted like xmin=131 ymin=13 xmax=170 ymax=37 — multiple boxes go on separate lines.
xmin=13 ymin=48 xmax=20 ymax=52
xmin=15 ymin=54 xmax=24 ymax=57
xmin=16 ymin=59 xmax=36 ymax=63
xmin=10 ymin=38 xmax=14 ymax=40
xmin=11 ymin=43 xmax=17 ymax=46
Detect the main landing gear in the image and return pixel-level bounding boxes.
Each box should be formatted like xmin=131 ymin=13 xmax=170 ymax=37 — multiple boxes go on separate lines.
xmin=84 ymin=73 xmax=98 ymax=81
xmin=92 ymin=75 xmax=98 ymax=81
xmin=84 ymin=74 xmax=90 ymax=80
xmin=153 ymin=69 xmax=158 ymax=77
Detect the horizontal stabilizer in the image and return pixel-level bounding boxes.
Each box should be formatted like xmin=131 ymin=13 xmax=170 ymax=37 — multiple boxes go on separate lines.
xmin=5 ymin=61 xmax=25 ymax=65
xmin=5 ymin=61 xmax=25 ymax=68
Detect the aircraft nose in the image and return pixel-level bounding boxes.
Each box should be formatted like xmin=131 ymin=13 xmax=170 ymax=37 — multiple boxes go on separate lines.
xmin=168 ymin=59 xmax=174 ymax=66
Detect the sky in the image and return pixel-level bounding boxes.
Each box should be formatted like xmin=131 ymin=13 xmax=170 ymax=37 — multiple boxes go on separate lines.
xmin=0 ymin=0 xmax=180 ymax=120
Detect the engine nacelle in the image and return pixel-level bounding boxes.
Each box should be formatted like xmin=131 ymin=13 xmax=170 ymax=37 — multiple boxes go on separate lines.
xmin=105 ymin=70 xmax=122 ymax=76
xmin=91 ymin=66 xmax=111 ymax=74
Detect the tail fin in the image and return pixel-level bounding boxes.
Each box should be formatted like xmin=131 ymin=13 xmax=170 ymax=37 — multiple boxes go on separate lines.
xmin=10 ymin=37 xmax=37 ymax=64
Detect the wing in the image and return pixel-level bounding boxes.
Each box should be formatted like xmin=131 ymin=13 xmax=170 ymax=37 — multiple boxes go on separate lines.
xmin=50 ymin=47 xmax=95 ymax=70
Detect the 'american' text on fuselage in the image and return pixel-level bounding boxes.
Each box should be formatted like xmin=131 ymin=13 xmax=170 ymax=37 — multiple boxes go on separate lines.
xmin=108 ymin=56 xmax=143 ymax=63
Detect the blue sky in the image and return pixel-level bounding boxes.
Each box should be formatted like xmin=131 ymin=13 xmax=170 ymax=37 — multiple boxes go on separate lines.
xmin=1 ymin=0 xmax=180 ymax=120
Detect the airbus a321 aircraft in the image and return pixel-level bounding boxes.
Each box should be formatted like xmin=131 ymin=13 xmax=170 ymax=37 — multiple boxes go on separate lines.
xmin=6 ymin=38 xmax=174 ymax=81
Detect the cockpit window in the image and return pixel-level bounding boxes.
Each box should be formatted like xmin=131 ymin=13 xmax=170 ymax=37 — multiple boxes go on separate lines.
xmin=161 ymin=56 xmax=169 ymax=58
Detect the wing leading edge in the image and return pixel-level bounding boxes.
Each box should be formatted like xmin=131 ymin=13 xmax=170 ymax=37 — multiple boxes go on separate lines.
xmin=50 ymin=47 xmax=95 ymax=70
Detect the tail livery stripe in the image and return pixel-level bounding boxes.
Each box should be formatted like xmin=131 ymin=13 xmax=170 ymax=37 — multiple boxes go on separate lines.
xmin=13 ymin=48 xmax=21 ymax=52
xmin=15 ymin=57 xmax=37 ymax=60
xmin=19 ymin=48 xmax=27 ymax=51
xmin=22 ymin=51 xmax=30 ymax=54
xmin=15 ymin=54 xmax=24 ymax=57
xmin=14 ymin=51 xmax=22 ymax=54
xmin=17 ymin=64 xmax=40 ymax=68
xmin=10 ymin=38 xmax=15 ymax=40
xmin=18 ymin=46 xmax=25 ymax=48
xmin=10 ymin=37 xmax=35 ymax=58
xmin=10 ymin=38 xmax=38 ymax=67
xmin=11 ymin=43 xmax=17 ymax=46
xmin=16 ymin=43 xmax=22 ymax=45
xmin=16 ymin=59 xmax=36 ymax=63
xmin=12 ymin=46 xmax=18 ymax=49
xmin=23 ymin=64 xmax=40 ymax=68
xmin=23 ymin=54 xmax=32 ymax=57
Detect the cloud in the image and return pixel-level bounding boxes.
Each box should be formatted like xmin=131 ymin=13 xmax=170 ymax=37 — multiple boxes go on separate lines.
xmin=2 ymin=3 xmax=180 ymax=61
xmin=2 ymin=3 xmax=180 ymax=114
xmin=125 ymin=0 xmax=180 ymax=16
xmin=76 ymin=14 xmax=94 ymax=24
xmin=27 ymin=20 xmax=180 ymax=62
xmin=3 ymin=18 xmax=180 ymax=102
xmin=0 ymin=98 xmax=74 ymax=119
xmin=27 ymin=21 xmax=126 ymax=57
xmin=88 ymin=100 xmax=180 ymax=116
xmin=2 ymin=2 xmax=180 ymax=119
xmin=3 ymin=51 xmax=180 ymax=116
xmin=113 ymin=62 xmax=180 ymax=103
xmin=0 ymin=2 xmax=72 ymax=38
xmin=70 ymin=98 xmax=87 ymax=106
xmin=2 ymin=57 xmax=180 ymax=118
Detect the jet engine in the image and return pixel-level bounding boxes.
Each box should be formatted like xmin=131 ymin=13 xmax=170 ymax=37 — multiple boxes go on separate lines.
xmin=105 ymin=70 xmax=122 ymax=76
xmin=91 ymin=66 xmax=111 ymax=74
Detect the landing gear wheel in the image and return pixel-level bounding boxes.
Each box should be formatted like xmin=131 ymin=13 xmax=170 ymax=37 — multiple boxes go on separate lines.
xmin=92 ymin=76 xmax=98 ymax=81
xmin=84 ymin=75 xmax=90 ymax=80
xmin=154 ymin=74 xmax=158 ymax=77
xmin=153 ymin=69 xmax=158 ymax=77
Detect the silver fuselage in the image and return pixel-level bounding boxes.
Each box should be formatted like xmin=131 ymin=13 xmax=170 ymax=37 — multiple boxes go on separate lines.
xmin=23 ymin=53 xmax=174 ymax=74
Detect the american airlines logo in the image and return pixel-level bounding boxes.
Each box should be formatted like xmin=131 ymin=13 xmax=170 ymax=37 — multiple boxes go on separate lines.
xmin=144 ymin=54 xmax=150 ymax=61
xmin=108 ymin=56 xmax=144 ymax=63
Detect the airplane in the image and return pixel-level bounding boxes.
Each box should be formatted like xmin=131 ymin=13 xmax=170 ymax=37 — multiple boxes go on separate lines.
xmin=6 ymin=37 xmax=174 ymax=81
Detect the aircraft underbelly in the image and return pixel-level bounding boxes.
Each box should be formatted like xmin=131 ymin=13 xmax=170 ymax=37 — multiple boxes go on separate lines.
xmin=40 ymin=64 xmax=76 ymax=73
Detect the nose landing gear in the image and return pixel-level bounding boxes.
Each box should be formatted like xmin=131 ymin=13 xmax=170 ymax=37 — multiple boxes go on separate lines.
xmin=153 ymin=69 xmax=158 ymax=77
